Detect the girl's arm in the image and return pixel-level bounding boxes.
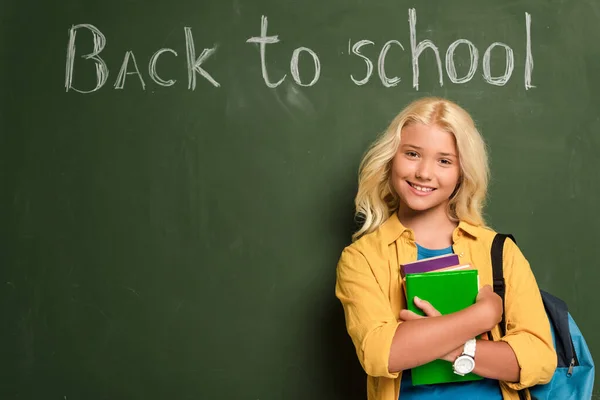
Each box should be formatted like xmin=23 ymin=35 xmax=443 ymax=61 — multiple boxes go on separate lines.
xmin=402 ymin=240 xmax=557 ymax=386
xmin=496 ymin=239 xmax=557 ymax=389
xmin=336 ymin=247 xmax=405 ymax=379
xmin=387 ymin=286 xmax=503 ymax=372
xmin=440 ymin=339 xmax=520 ymax=382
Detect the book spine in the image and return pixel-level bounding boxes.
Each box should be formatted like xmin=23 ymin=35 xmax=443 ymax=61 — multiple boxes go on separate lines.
xmin=401 ymin=254 xmax=460 ymax=276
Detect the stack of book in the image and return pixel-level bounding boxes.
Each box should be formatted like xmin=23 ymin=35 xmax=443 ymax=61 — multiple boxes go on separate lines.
xmin=401 ymin=253 xmax=482 ymax=385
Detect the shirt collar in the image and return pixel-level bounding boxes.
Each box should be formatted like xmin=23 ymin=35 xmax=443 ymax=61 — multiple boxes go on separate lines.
xmin=380 ymin=212 xmax=481 ymax=245
xmin=456 ymin=220 xmax=480 ymax=239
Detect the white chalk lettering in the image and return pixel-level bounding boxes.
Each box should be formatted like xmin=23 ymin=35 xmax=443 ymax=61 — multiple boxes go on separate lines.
xmin=114 ymin=51 xmax=146 ymax=90
xmin=184 ymin=27 xmax=220 ymax=89
xmin=378 ymin=40 xmax=404 ymax=87
xmin=525 ymin=12 xmax=535 ymax=90
xmin=64 ymin=10 xmax=537 ymax=93
xmin=149 ymin=48 xmax=178 ymax=87
xmin=290 ymin=47 xmax=321 ymax=87
xmin=246 ymin=15 xmax=286 ymax=88
xmin=483 ymin=42 xmax=514 ymax=86
xmin=65 ymin=24 xmax=109 ymax=93
xmin=409 ymin=8 xmax=444 ymax=90
xmin=445 ymin=39 xmax=478 ymax=84
xmin=349 ymin=39 xmax=375 ymax=86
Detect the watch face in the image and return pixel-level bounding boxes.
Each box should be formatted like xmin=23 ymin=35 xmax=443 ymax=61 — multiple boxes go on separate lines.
xmin=454 ymin=356 xmax=475 ymax=374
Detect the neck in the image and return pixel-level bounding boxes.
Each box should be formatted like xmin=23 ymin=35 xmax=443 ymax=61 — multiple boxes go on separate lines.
xmin=397 ymin=205 xmax=458 ymax=249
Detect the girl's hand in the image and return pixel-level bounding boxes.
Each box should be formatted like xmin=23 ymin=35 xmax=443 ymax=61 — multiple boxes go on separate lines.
xmin=400 ymin=286 xmax=502 ymax=329
xmin=475 ymin=285 xmax=503 ymax=330
xmin=399 ymin=296 xmax=441 ymax=321
xmin=399 ymin=297 xmax=464 ymax=362
xmin=440 ymin=345 xmax=463 ymax=362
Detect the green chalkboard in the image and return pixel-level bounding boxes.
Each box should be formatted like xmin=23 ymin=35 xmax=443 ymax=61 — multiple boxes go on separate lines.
xmin=1 ymin=0 xmax=599 ymax=398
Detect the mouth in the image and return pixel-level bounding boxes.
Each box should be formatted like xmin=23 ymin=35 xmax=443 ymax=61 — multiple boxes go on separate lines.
xmin=407 ymin=181 xmax=436 ymax=193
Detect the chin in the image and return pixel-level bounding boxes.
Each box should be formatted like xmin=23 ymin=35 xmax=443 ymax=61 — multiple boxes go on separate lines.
xmin=405 ymin=205 xmax=435 ymax=213
xmin=401 ymin=197 xmax=448 ymax=214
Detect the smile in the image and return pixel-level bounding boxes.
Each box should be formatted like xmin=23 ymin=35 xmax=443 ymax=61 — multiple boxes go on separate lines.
xmin=407 ymin=181 xmax=436 ymax=193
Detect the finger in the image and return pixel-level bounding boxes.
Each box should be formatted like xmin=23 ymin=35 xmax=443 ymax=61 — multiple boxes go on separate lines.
xmin=399 ymin=309 xmax=424 ymax=321
xmin=414 ymin=296 xmax=442 ymax=317
xmin=479 ymin=285 xmax=492 ymax=293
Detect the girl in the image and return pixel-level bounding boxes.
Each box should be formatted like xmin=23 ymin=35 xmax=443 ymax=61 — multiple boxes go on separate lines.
xmin=335 ymin=97 xmax=556 ymax=400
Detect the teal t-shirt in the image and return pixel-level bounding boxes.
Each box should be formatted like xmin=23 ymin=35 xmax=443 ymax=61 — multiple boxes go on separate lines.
xmin=399 ymin=243 xmax=502 ymax=399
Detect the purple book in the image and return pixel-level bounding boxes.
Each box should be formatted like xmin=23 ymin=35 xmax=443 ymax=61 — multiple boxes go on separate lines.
xmin=400 ymin=253 xmax=460 ymax=278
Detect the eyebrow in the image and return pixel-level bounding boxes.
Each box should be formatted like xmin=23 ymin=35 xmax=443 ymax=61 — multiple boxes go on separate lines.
xmin=401 ymin=144 xmax=457 ymax=158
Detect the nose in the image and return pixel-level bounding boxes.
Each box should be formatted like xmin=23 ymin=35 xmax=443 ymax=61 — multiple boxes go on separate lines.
xmin=415 ymin=159 xmax=433 ymax=180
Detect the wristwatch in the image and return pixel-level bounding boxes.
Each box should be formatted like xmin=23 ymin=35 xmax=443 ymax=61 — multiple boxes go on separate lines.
xmin=453 ymin=338 xmax=476 ymax=376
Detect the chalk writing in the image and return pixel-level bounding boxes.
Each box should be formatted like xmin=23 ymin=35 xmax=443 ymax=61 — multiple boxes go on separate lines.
xmin=65 ymin=9 xmax=535 ymax=93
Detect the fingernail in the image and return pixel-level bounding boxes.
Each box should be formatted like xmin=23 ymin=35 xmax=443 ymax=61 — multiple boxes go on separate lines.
xmin=414 ymin=296 xmax=420 ymax=302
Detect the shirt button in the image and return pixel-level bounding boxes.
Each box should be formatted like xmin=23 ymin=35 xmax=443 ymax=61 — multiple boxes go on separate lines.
xmin=459 ymin=252 xmax=464 ymax=257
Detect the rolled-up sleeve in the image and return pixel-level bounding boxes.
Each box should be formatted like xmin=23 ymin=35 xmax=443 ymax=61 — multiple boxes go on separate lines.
xmin=335 ymin=246 xmax=400 ymax=378
xmin=500 ymin=240 xmax=557 ymax=389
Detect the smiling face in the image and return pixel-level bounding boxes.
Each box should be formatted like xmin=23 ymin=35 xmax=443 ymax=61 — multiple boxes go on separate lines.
xmin=391 ymin=122 xmax=461 ymax=217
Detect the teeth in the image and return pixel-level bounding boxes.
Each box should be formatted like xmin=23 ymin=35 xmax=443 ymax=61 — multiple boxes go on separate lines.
xmin=410 ymin=183 xmax=434 ymax=192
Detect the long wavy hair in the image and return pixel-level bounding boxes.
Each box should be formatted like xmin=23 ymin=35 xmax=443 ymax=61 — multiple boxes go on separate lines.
xmin=353 ymin=97 xmax=489 ymax=241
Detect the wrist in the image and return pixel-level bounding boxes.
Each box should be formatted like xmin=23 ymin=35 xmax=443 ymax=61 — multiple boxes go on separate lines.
xmin=441 ymin=345 xmax=463 ymax=362
xmin=452 ymin=338 xmax=477 ymax=376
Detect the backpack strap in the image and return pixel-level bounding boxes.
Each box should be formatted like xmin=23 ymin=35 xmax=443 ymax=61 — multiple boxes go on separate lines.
xmin=539 ymin=290 xmax=577 ymax=368
xmin=491 ymin=233 xmax=515 ymax=336
xmin=491 ymin=234 xmax=529 ymax=400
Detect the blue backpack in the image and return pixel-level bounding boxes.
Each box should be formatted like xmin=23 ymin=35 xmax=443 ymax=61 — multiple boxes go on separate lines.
xmin=491 ymin=234 xmax=595 ymax=400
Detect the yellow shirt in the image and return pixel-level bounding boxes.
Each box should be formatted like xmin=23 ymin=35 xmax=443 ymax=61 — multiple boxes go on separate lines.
xmin=335 ymin=213 xmax=556 ymax=400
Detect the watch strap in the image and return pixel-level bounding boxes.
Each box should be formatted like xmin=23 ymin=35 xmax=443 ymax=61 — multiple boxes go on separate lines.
xmin=463 ymin=338 xmax=476 ymax=358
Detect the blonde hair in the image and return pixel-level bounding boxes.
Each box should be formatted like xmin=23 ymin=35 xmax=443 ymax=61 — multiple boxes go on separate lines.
xmin=353 ymin=97 xmax=489 ymax=241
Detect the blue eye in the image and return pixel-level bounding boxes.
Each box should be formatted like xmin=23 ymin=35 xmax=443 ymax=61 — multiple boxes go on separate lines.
xmin=406 ymin=151 xmax=419 ymax=158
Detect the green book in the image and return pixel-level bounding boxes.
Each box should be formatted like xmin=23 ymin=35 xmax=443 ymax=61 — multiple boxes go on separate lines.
xmin=405 ymin=269 xmax=482 ymax=385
